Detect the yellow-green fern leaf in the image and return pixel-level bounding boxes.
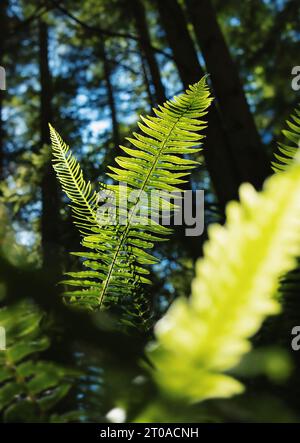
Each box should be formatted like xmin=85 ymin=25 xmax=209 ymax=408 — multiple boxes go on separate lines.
xmin=149 ymin=161 xmax=300 ymax=402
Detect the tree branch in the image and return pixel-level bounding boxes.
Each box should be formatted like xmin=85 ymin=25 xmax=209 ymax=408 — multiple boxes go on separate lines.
xmin=48 ymin=0 xmax=172 ymax=60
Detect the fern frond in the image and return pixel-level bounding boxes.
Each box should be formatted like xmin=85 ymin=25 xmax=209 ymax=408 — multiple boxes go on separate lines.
xmin=0 ymin=300 xmax=77 ymax=422
xmin=52 ymin=77 xmax=212 ymax=311
xmin=149 ymin=161 xmax=300 ymax=402
xmin=271 ymin=106 xmax=300 ymax=172
xmin=49 ymin=124 xmax=99 ymax=236
xmin=271 ymin=107 xmax=300 ymax=348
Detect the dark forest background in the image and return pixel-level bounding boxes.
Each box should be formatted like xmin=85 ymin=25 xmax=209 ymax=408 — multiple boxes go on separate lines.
xmin=1 ymin=0 xmax=300 ymax=423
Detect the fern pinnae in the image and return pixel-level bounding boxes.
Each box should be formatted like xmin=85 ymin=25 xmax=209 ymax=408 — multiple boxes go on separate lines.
xmin=49 ymin=124 xmax=99 ymax=236
xmin=51 ymin=77 xmax=212 ymax=312
xmin=271 ymin=106 xmax=300 ymax=338
xmin=271 ymin=106 xmax=300 ymax=172
xmin=99 ymin=78 xmax=211 ymax=306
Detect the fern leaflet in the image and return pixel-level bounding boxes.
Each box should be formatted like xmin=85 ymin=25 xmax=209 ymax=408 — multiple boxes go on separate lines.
xmin=50 ymin=124 xmax=99 ymax=236
xmin=272 ymin=106 xmax=300 ymax=172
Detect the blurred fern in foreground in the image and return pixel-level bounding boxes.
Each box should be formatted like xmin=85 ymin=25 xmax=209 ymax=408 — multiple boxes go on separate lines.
xmin=149 ymin=161 xmax=300 ymax=403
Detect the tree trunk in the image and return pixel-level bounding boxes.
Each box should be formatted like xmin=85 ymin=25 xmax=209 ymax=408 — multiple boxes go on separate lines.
xmin=155 ymin=0 xmax=239 ymax=208
xmin=140 ymin=51 xmax=155 ymax=110
xmin=38 ymin=19 xmax=60 ymax=275
xmin=131 ymin=0 xmax=166 ymax=105
xmin=100 ymin=39 xmax=120 ymax=148
xmin=185 ymin=0 xmax=271 ymax=187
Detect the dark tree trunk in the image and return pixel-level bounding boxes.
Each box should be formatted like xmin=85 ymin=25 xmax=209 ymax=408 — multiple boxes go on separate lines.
xmin=155 ymin=0 xmax=239 ymax=208
xmin=140 ymin=52 xmax=155 ymax=110
xmin=155 ymin=0 xmax=201 ymax=86
xmin=131 ymin=0 xmax=166 ymax=105
xmin=100 ymin=39 xmax=120 ymax=148
xmin=185 ymin=0 xmax=271 ymax=187
xmin=38 ymin=20 xmax=60 ymax=275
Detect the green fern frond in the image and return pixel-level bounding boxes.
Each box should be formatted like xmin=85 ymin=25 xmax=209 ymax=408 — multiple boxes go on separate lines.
xmin=271 ymin=106 xmax=300 ymax=172
xmin=0 ymin=300 xmax=77 ymax=422
xmin=272 ymin=108 xmax=300 ymax=344
xmin=51 ymin=77 xmax=212 ymax=311
xmin=49 ymin=124 xmax=99 ymax=236
xmin=149 ymin=161 xmax=300 ymax=403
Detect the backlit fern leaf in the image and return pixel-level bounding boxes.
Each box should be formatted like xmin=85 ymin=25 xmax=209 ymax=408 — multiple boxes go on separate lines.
xmin=50 ymin=77 xmax=212 ymax=311
xmin=49 ymin=124 xmax=99 ymax=236
xmin=271 ymin=106 xmax=300 ymax=172
xmin=149 ymin=161 xmax=300 ymax=402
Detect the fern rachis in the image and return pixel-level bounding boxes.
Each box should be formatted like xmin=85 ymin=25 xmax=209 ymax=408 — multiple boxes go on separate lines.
xmin=100 ymin=90 xmax=206 ymax=305
xmin=51 ymin=78 xmax=212 ymax=312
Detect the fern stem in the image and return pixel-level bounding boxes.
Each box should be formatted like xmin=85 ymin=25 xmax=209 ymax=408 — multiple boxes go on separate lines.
xmin=98 ymin=96 xmax=198 ymax=307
